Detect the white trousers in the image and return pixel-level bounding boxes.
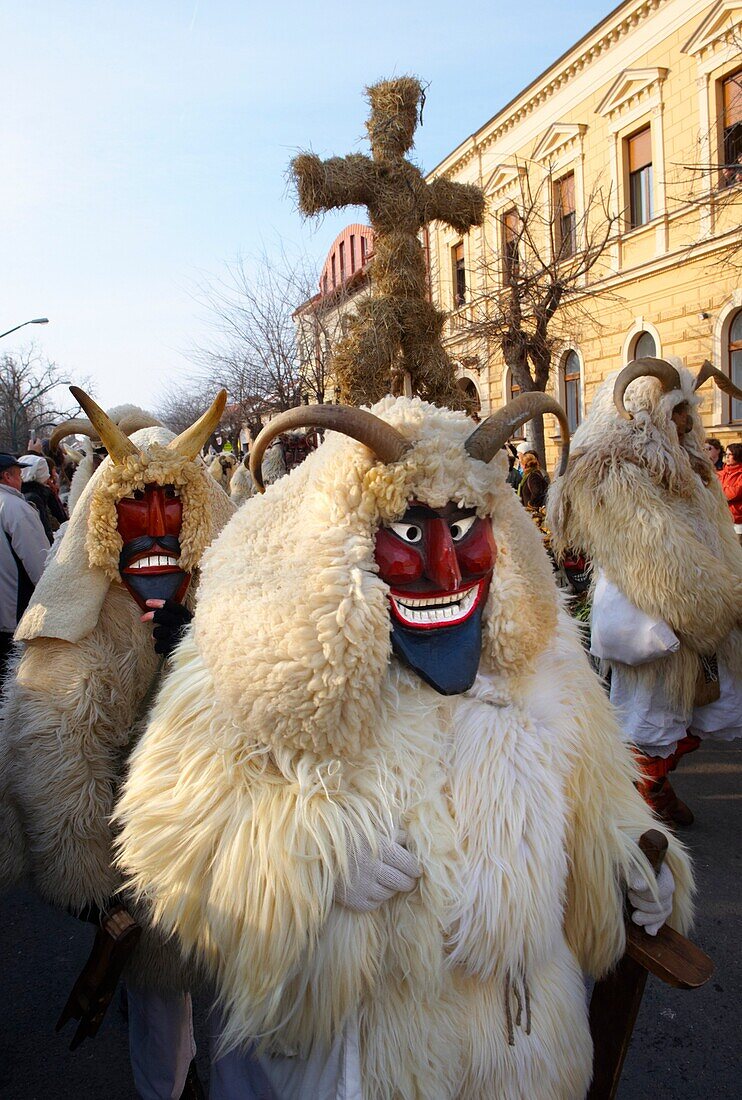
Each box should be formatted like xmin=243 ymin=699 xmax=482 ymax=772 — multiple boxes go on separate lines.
xmin=128 ymin=987 xmax=195 ymax=1100
xmin=208 ymin=1011 xmax=362 ymax=1100
xmin=610 ymin=655 xmax=742 ymax=757
xmin=127 ymin=989 xmax=361 ymax=1100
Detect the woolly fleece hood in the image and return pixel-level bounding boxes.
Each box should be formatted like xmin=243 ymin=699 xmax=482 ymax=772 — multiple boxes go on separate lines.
xmin=195 ymin=395 xmax=558 ymax=759
xmin=17 ymin=426 xmax=235 ymax=645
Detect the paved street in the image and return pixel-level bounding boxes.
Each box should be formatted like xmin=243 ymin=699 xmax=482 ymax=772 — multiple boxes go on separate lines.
xmin=0 ymin=741 xmax=739 ymax=1099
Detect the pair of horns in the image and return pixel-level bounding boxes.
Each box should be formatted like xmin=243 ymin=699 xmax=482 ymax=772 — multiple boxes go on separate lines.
xmin=49 ymin=409 xmax=159 ymax=452
xmin=614 ymin=357 xmax=742 ymax=420
xmin=249 ymin=393 xmax=570 ymax=491
xmin=64 ymin=386 xmax=227 ymax=463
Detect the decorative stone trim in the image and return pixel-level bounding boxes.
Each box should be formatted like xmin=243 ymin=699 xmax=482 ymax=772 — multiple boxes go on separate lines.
xmin=483 ymin=163 xmax=528 ymax=199
xmin=533 ymin=123 xmax=588 ymax=162
xmin=682 ymin=1 xmax=742 ymax=58
xmin=596 ymin=68 xmax=669 ymax=119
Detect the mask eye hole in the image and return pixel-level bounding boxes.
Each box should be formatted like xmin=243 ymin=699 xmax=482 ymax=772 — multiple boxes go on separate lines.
xmin=390 ymin=521 xmax=423 ymax=544
xmin=164 ymin=485 xmax=180 ymax=500
xmin=132 ymin=489 xmax=145 ymax=501
xmin=449 ymin=516 xmax=477 ymax=542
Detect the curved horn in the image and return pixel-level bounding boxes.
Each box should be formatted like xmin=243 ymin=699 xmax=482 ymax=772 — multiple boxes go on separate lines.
xmin=693 ymin=359 xmax=742 ymax=402
xmin=168 ymin=389 xmax=228 ymax=460
xmin=613 ymin=357 xmax=682 ymax=421
xmin=250 ymin=404 xmax=411 ymax=492
xmin=69 ymin=387 xmax=140 ymax=464
xmin=117 ymin=411 xmax=161 ymax=435
xmin=465 ymin=392 xmax=570 ymax=477
xmin=49 ymin=418 xmax=96 ymax=452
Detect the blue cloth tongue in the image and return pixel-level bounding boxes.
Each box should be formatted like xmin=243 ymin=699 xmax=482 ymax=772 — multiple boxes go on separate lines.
xmin=390 ymin=602 xmax=484 ymax=695
xmin=124 ymin=571 xmax=186 ymax=605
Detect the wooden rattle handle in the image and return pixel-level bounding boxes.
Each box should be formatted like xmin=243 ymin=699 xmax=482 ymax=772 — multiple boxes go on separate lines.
xmin=637 ymin=829 xmax=668 ymax=875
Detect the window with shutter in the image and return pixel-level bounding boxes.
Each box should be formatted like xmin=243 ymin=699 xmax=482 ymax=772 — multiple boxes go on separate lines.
xmin=554 ymin=172 xmax=576 ymax=259
xmin=502 ymin=209 xmax=520 ymax=281
xmin=452 ymin=242 xmax=466 ymax=307
xmin=627 ymin=127 xmax=653 ymax=228
xmin=721 ymin=70 xmax=742 ymax=189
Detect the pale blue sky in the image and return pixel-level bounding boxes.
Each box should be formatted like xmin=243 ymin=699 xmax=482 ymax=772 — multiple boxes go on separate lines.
xmin=2 ymin=0 xmax=608 ymax=410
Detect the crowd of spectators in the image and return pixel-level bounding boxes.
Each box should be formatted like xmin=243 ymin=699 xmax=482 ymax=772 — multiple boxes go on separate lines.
xmin=0 ymin=443 xmax=70 ymax=676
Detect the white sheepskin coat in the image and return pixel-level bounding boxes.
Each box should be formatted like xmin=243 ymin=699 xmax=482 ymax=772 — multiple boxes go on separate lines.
xmin=0 ymin=428 xmax=235 ymax=990
xmin=116 ymin=397 xmax=693 ymax=1095
xmin=208 ymin=452 xmax=238 ymax=492
xmin=230 ymin=444 xmax=287 ymax=507
xmin=548 ymin=367 xmax=742 ymax=714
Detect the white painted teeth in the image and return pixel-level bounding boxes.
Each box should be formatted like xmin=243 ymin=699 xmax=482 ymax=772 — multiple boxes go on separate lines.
xmin=397 ymin=592 xmax=461 ymax=608
xmin=392 ymin=585 xmax=479 ymax=625
xmin=129 ymin=554 xmax=176 ymax=570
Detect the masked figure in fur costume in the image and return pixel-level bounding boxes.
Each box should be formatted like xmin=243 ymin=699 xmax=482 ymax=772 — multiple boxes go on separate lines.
xmin=0 ymin=387 xmax=234 ymax=1099
xmin=548 ymin=358 xmax=742 ymax=827
xmin=116 ymin=392 xmax=692 ymax=1100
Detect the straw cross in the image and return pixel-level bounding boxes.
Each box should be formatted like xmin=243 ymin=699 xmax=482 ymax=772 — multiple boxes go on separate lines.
xmin=292 ymin=77 xmax=484 ymax=406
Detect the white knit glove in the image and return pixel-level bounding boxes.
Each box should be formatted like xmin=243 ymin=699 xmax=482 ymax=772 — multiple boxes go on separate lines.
xmin=334 ymin=829 xmax=421 ymax=913
xmin=628 ymin=863 xmax=675 ymax=937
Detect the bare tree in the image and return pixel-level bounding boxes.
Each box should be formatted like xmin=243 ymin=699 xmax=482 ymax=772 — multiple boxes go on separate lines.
xmin=192 ymin=250 xmax=316 ymax=417
xmin=0 ymin=346 xmax=76 ymax=452
xmin=294 ymin=275 xmax=363 ymax=405
xmin=157 ymin=383 xmax=215 ymax=435
xmin=465 ymin=164 xmax=620 ymax=460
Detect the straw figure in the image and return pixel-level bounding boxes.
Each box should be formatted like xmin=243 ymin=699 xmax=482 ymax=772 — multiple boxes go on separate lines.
xmin=292 ymin=77 xmax=484 ymax=406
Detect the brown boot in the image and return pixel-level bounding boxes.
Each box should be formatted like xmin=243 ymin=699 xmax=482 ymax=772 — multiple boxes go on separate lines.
xmin=649 ymin=776 xmax=694 ymax=827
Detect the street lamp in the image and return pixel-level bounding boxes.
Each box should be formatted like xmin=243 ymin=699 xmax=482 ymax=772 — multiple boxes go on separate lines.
xmin=0 ymin=317 xmax=49 ymax=340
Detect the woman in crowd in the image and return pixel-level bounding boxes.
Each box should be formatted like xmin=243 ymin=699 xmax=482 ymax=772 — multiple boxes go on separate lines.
xmin=718 ymin=441 xmax=742 ymax=543
xmin=518 ymin=448 xmax=549 ymax=509
xmin=704 ymin=437 xmax=725 ymax=470
xmin=18 ymin=454 xmax=67 ymax=544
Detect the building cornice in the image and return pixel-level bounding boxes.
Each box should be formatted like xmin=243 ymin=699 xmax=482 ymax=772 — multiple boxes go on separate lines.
xmin=430 ymin=0 xmax=670 ymax=180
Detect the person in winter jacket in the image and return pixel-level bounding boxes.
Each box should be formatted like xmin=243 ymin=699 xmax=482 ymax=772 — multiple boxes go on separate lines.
xmin=718 ymin=442 xmax=742 ymax=542
xmin=19 ymin=454 xmax=67 ymax=543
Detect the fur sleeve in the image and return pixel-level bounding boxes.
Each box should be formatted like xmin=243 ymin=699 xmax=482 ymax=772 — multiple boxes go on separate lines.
xmin=115 ymin=633 xmax=370 ymax=1045
xmin=550 ymin=457 xmax=742 ymax=652
xmin=557 ymin=618 xmax=694 ymax=977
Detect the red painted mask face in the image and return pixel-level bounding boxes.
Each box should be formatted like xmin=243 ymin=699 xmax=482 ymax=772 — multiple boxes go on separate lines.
xmin=115 ymin=484 xmax=190 ymax=610
xmin=374 ymin=502 xmax=497 ymax=695
xmin=374 ymin=501 xmax=497 ymax=628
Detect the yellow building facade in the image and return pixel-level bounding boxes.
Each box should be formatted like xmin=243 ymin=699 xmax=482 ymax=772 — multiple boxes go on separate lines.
xmin=426 ymin=0 xmax=742 ymax=460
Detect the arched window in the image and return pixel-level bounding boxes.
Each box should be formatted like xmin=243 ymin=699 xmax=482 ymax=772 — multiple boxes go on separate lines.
xmin=457 ymin=377 xmax=481 ymax=418
xmin=729 ymin=310 xmax=742 ymax=422
xmin=562 ymin=350 xmax=582 ymax=432
xmin=632 ymin=330 xmax=656 ymax=359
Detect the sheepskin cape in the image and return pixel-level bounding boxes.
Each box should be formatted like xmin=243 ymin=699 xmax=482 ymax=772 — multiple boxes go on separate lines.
xmin=548 ymin=368 xmax=742 ymax=713
xmin=116 ymin=397 xmax=692 ymax=1096
xmin=0 ymin=427 xmax=235 ymax=989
